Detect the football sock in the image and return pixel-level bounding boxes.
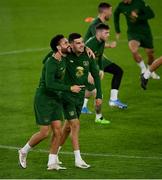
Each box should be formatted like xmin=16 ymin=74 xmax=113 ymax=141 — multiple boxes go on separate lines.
xmin=48 ymin=154 xmax=57 ymax=166
xmin=110 ymin=89 xmax=118 ymax=101
xmin=21 ymin=143 xmax=32 ymax=154
xmin=137 ymin=60 xmax=146 ymax=74
xmin=96 ymin=113 xmax=102 ymax=120
xmin=144 ymin=69 xmax=151 ymax=79
xmin=57 ymin=146 xmax=62 ymax=155
xmin=74 ymin=150 xmax=82 ymax=161
xmin=83 ymin=98 xmax=89 ymax=108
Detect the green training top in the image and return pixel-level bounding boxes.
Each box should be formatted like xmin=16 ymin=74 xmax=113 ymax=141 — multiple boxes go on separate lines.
xmin=114 ymin=0 xmax=155 ymax=34
xmin=85 ymin=36 xmax=105 ymax=71
xmin=84 ymin=17 xmax=102 ymax=42
xmin=38 ymin=55 xmax=71 ymax=97
xmin=64 ymin=51 xmax=102 ymax=99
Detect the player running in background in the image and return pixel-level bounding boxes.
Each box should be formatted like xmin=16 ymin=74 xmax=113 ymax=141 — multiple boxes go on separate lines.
xmin=18 ymin=35 xmax=82 ymax=170
xmin=82 ymin=2 xmax=127 ymax=114
xmin=114 ymin=0 xmax=160 ymax=79
xmin=141 ymin=56 xmax=162 ymax=89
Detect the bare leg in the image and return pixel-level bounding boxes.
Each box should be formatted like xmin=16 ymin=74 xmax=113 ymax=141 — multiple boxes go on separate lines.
xmin=69 ymin=119 xmax=80 ymax=151
xmin=59 ymin=120 xmax=71 ymax=146
xmin=28 ymin=125 xmax=50 ymax=147
xmin=128 ymin=40 xmax=146 ymax=73
xmin=128 ymin=40 xmax=142 ymax=63
xmin=50 ymin=120 xmax=62 ymax=154
xmin=149 ymin=56 xmax=162 ymax=72
xmin=145 ymin=48 xmax=154 ymax=65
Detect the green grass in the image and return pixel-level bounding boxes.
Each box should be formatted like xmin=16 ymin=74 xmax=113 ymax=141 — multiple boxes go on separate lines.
xmin=0 ymin=0 xmax=162 ymax=179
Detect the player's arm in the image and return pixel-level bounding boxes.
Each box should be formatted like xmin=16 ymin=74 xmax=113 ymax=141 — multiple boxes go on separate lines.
xmin=89 ymin=58 xmax=102 ymax=99
xmin=45 ymin=60 xmax=71 ymax=92
xmin=137 ymin=4 xmax=155 ymax=20
xmin=45 ymin=60 xmax=82 ymax=93
xmin=114 ymin=5 xmax=121 ymax=34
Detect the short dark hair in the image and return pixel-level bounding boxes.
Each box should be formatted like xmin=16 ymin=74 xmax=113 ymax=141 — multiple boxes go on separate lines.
xmin=96 ymin=23 xmax=110 ymax=31
xmin=98 ymin=2 xmax=112 ymax=13
xmin=68 ymin=33 xmax=82 ymax=43
xmin=50 ymin=34 xmax=64 ymax=52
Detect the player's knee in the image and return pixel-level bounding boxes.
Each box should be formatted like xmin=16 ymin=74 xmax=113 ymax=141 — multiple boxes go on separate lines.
xmin=117 ymin=66 xmax=123 ymax=77
xmin=54 ymin=128 xmax=62 ymax=138
xmin=70 ymin=120 xmax=80 ymax=130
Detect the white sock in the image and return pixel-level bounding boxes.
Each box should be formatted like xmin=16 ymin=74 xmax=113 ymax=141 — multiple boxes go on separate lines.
xmin=82 ymin=98 xmax=89 ymax=108
xmin=48 ymin=154 xmax=57 ymax=166
xmin=74 ymin=150 xmax=82 ymax=162
xmin=96 ymin=113 xmax=102 ymax=119
xmin=137 ymin=60 xmax=146 ymax=73
xmin=21 ymin=143 xmax=32 ymax=154
xmin=110 ymin=89 xmax=118 ymax=101
xmin=57 ymin=146 xmax=62 ymax=155
xmin=144 ymin=69 xmax=151 ymax=79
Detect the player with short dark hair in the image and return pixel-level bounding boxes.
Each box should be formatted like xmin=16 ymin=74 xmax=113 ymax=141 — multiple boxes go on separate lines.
xmin=57 ymin=33 xmax=102 ymax=168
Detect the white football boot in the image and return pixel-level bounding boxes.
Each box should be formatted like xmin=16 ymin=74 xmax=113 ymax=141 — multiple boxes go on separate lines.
xmin=18 ymin=149 xmax=27 ymax=169
xmin=151 ymin=72 xmax=160 ymax=79
xmin=75 ymin=159 xmax=91 ymax=169
xmin=47 ymin=163 xmax=66 ymax=170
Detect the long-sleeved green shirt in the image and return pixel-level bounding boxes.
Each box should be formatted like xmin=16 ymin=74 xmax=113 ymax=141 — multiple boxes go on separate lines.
xmin=85 ymin=36 xmax=105 ymax=71
xmin=38 ymin=55 xmax=71 ymax=96
xmin=64 ymin=51 xmax=102 ymax=99
xmin=114 ymin=0 xmax=155 ymax=34
xmin=84 ymin=17 xmax=102 ymax=42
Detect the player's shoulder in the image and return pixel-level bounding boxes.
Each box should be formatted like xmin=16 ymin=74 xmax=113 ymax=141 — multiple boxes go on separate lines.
xmin=86 ymin=36 xmax=96 ymax=45
xmin=45 ymin=56 xmax=58 ymax=67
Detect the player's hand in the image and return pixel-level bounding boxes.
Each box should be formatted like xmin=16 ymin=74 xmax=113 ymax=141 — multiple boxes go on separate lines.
xmin=70 ymin=85 xmax=85 ymax=93
xmin=88 ymin=73 xmax=94 ymax=84
xmin=131 ymin=11 xmax=138 ymax=18
xmin=116 ymin=33 xmax=120 ymax=41
xmin=95 ymin=98 xmax=102 ymax=106
xmin=99 ymin=70 xmax=104 ymax=80
xmin=85 ymin=47 xmax=96 ymax=59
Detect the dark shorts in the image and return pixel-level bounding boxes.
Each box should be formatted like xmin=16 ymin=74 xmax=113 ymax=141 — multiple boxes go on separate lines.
xmin=34 ymin=89 xmax=63 ymax=125
xmin=127 ymin=32 xmax=154 ymax=49
xmin=62 ymin=92 xmax=84 ymax=120
xmin=86 ymin=55 xmax=113 ymax=91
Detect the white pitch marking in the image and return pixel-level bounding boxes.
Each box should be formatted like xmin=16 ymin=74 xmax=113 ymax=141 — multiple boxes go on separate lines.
xmin=0 ymin=144 xmax=162 ymax=160
xmin=0 ymin=36 xmax=162 ymax=56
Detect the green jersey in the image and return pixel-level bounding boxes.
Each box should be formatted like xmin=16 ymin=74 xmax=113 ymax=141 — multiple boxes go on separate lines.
xmin=64 ymin=51 xmax=102 ymax=99
xmin=38 ymin=55 xmax=71 ymax=97
xmin=84 ymin=17 xmax=102 ymax=42
xmin=114 ymin=0 xmax=155 ymax=34
xmin=85 ymin=36 xmax=105 ymax=71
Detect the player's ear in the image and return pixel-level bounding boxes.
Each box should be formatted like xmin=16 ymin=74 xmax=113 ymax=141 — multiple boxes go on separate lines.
xmin=57 ymin=45 xmax=61 ymax=51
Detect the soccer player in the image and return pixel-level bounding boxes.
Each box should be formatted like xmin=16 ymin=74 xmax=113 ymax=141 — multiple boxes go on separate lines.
xmin=141 ymin=56 xmax=162 ymax=89
xmin=58 ymin=33 xmax=102 ymax=168
xmin=114 ymin=0 xmax=160 ymax=79
xmin=83 ymin=23 xmax=114 ymax=124
xmin=82 ymin=2 xmax=127 ymax=114
xmin=18 ymin=35 xmax=83 ymax=170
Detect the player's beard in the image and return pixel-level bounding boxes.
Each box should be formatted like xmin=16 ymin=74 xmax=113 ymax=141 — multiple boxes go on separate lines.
xmin=62 ymin=46 xmax=71 ymax=55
